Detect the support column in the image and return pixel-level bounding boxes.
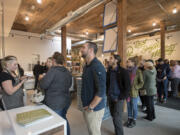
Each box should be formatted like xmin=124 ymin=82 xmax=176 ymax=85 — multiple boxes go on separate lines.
xmin=61 ymin=26 xmax=67 ymax=65
xmin=160 ymin=21 xmax=165 ymax=59
xmin=117 ymin=0 xmax=127 ymax=67
xmin=117 ymin=0 xmax=127 ymax=113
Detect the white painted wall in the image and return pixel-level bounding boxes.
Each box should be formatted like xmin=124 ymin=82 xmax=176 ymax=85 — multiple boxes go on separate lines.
xmin=4 ymin=31 xmax=71 ymax=71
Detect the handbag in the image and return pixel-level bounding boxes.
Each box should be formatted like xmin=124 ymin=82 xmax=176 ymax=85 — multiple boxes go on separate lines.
xmin=139 ymin=89 xmax=147 ymax=96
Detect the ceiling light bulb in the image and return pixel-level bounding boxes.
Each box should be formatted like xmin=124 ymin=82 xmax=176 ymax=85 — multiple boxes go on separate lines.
xmin=172 ymin=7 xmax=177 ymax=14
xmin=37 ymin=0 xmax=42 ymax=4
xmin=152 ymin=22 xmax=156 ymax=26
xmin=85 ymin=31 xmax=88 ymax=35
xmin=25 ymin=16 xmax=29 ymax=21
xmin=31 ymin=5 xmax=35 ymax=10
xmin=128 ymin=29 xmax=131 ymax=33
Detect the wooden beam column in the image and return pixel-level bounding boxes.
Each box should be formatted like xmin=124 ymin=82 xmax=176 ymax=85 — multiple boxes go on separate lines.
xmin=117 ymin=0 xmax=127 ymax=67
xmin=117 ymin=0 xmax=127 ymax=113
xmin=61 ymin=26 xmax=67 ymax=64
xmin=160 ymin=21 xmax=165 ymax=59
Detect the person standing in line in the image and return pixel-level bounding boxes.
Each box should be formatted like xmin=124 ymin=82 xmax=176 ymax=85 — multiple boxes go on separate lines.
xmin=80 ymin=42 xmax=106 ymax=135
xmin=39 ymin=52 xmax=72 ymax=135
xmin=106 ymin=54 xmax=131 ymax=135
xmin=143 ymin=61 xmax=157 ymax=121
xmin=156 ymin=58 xmax=171 ymax=103
xmin=125 ymin=57 xmax=144 ymax=128
xmin=170 ymin=60 xmax=180 ymax=97
xmin=138 ymin=60 xmax=146 ymax=111
xmin=33 ymin=61 xmax=41 ymax=90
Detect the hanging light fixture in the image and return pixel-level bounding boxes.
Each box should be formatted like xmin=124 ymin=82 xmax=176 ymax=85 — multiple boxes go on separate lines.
xmin=128 ymin=29 xmax=132 ymax=33
xmin=37 ymin=0 xmax=42 ymax=4
xmin=85 ymin=30 xmax=89 ymax=35
xmin=25 ymin=16 xmax=29 ymax=21
xmin=152 ymin=22 xmax=157 ymax=27
xmin=172 ymin=7 xmax=177 ymax=14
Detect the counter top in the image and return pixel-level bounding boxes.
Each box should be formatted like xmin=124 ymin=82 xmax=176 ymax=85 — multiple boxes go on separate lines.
xmin=0 ymin=105 xmax=66 ymax=135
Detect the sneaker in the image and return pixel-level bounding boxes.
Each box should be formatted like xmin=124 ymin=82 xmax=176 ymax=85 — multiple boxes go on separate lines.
xmin=142 ymin=106 xmax=146 ymax=111
xmin=124 ymin=118 xmax=132 ymax=126
xmin=163 ymin=99 xmax=167 ymax=103
xmin=127 ymin=119 xmax=136 ymax=128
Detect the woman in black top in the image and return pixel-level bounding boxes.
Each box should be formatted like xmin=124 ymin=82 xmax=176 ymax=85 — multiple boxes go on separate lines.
xmin=0 ymin=56 xmax=27 ymax=110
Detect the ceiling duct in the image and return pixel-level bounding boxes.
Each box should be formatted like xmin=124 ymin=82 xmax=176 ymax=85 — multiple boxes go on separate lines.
xmin=47 ymin=0 xmax=105 ymax=33
xmin=127 ymin=28 xmax=160 ymax=39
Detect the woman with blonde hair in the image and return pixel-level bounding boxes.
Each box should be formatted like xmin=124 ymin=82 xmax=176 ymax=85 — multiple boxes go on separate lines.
xmin=0 ymin=56 xmax=27 ymax=110
xmin=143 ymin=61 xmax=157 ymax=121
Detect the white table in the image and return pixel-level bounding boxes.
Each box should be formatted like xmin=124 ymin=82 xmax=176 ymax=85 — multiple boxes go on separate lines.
xmin=0 ymin=105 xmax=67 ymax=135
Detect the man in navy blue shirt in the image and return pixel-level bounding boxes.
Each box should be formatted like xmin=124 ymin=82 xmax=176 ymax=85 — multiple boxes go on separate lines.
xmin=81 ymin=42 xmax=106 ymax=135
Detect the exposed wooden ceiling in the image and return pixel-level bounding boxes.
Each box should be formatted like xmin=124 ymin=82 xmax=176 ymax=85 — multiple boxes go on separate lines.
xmin=12 ymin=0 xmax=180 ymax=37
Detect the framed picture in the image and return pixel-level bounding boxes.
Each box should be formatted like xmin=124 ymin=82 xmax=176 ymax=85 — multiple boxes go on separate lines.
xmin=103 ymin=1 xmax=117 ymax=27
xmin=103 ymin=26 xmax=117 ymax=53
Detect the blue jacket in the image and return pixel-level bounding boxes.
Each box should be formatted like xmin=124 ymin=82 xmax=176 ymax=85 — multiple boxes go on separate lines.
xmin=81 ymin=58 xmax=106 ymax=111
xmin=106 ymin=66 xmax=131 ymax=100
xmin=156 ymin=64 xmax=171 ymax=80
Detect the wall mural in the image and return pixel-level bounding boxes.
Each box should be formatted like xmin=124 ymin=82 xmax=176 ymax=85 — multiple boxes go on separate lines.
xmin=127 ymin=31 xmax=180 ymax=60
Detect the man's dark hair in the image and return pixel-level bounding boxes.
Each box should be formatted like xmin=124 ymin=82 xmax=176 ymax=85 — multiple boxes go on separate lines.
xmin=113 ymin=54 xmax=121 ymax=65
xmin=52 ymin=52 xmax=64 ymax=65
xmin=86 ymin=41 xmax=98 ymax=55
xmin=128 ymin=56 xmax=139 ymax=66
xmin=158 ymin=58 xmax=163 ymax=62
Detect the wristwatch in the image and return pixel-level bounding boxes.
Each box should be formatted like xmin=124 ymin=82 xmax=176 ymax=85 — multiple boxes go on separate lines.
xmin=88 ymin=106 xmax=94 ymax=111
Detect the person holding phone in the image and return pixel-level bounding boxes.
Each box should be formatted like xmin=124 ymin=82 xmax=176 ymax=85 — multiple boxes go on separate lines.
xmin=0 ymin=56 xmax=27 ymax=110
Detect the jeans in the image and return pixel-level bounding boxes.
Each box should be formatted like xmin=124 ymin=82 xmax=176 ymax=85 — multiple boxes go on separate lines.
xmin=83 ymin=108 xmax=105 ymax=135
xmin=127 ymin=97 xmax=138 ymax=120
xmin=146 ymin=96 xmax=155 ymax=119
xmin=55 ymin=103 xmax=71 ymax=135
xmin=171 ymin=78 xmax=180 ymax=97
xmin=157 ymin=79 xmax=168 ymax=100
xmin=109 ymin=100 xmax=124 ymax=135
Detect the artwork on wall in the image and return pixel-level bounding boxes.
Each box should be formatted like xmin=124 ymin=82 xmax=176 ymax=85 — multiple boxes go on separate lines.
xmin=127 ymin=32 xmax=179 ymax=60
xmin=103 ymin=0 xmax=117 ymax=27
xmin=103 ymin=26 xmax=117 ymax=53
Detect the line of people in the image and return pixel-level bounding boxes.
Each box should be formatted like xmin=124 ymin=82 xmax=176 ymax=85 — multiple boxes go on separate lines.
xmin=0 ymin=41 xmax=179 ymax=135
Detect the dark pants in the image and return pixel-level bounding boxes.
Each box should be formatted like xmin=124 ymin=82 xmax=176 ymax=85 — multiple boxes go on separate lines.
xmin=55 ymin=103 xmax=71 ymax=135
xmin=34 ymin=75 xmax=39 ymax=90
xmin=0 ymin=99 xmax=4 ymax=110
xmin=146 ymin=96 xmax=155 ymax=120
xmin=139 ymin=94 xmax=146 ymax=107
xmin=109 ymin=100 xmax=124 ymax=135
xmin=171 ymin=78 xmax=180 ymax=97
xmin=157 ymin=79 xmax=168 ymax=100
